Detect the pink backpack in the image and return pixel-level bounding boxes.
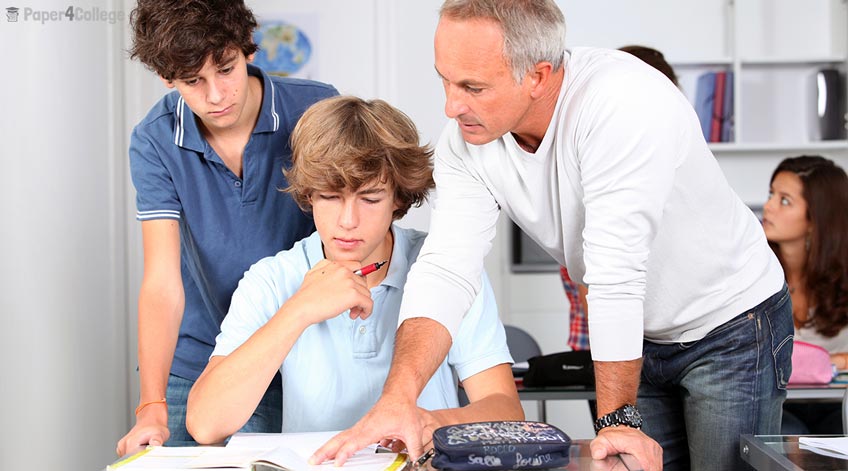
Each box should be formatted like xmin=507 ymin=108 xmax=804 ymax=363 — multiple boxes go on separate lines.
xmin=788 ymin=340 xmax=836 ymax=385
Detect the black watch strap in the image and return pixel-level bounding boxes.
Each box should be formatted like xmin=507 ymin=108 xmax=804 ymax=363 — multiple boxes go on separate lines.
xmin=593 ymin=403 xmax=643 ymax=433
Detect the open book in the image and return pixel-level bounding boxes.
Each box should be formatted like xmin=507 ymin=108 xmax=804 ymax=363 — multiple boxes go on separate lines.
xmin=107 ymin=431 xmax=408 ymax=471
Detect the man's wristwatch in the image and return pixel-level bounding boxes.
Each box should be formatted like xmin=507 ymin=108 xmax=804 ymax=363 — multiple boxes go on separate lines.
xmin=593 ymin=403 xmax=643 ymax=433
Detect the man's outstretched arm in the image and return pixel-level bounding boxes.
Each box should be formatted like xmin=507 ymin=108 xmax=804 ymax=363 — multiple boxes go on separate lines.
xmin=310 ymin=317 xmax=451 ymax=465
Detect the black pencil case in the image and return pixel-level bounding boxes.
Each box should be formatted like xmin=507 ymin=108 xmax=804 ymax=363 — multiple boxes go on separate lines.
xmin=431 ymin=421 xmax=571 ymax=471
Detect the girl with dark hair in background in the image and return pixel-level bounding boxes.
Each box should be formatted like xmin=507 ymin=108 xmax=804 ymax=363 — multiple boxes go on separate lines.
xmin=763 ymin=155 xmax=848 ymax=434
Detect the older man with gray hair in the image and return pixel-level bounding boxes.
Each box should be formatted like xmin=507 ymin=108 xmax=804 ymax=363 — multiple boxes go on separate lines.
xmin=314 ymin=2 xmax=791 ymax=470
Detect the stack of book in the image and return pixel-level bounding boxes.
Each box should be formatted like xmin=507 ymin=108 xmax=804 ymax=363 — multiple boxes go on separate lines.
xmin=694 ymin=71 xmax=734 ymax=143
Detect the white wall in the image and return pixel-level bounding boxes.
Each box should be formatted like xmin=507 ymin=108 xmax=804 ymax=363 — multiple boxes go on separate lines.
xmin=0 ymin=0 xmax=131 ymax=468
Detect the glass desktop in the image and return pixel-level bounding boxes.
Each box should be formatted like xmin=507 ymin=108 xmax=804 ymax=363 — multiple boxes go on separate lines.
xmin=740 ymin=434 xmax=848 ymax=471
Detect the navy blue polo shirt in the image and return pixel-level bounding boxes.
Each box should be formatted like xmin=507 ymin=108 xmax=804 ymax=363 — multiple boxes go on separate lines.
xmin=129 ymin=64 xmax=338 ymax=381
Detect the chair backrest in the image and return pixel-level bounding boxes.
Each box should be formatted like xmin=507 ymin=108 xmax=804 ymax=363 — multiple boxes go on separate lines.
xmin=505 ymin=325 xmax=542 ymax=362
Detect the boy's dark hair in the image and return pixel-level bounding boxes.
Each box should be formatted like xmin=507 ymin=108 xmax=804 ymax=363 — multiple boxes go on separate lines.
xmin=129 ymin=0 xmax=259 ymax=81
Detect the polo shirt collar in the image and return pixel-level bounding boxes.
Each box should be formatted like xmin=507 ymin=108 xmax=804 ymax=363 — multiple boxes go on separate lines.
xmin=173 ymin=64 xmax=279 ymax=153
xmin=302 ymin=224 xmax=410 ymax=291
xmin=249 ymin=64 xmax=281 ymax=134
xmin=380 ymin=225 xmax=410 ymax=290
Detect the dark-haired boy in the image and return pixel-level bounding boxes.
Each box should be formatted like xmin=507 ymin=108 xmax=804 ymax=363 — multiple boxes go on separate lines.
xmin=116 ymin=0 xmax=337 ymax=455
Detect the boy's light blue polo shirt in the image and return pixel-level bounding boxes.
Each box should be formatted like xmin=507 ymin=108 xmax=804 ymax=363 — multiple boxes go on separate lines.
xmin=129 ymin=64 xmax=338 ymax=381
xmin=213 ymin=225 xmax=513 ymax=432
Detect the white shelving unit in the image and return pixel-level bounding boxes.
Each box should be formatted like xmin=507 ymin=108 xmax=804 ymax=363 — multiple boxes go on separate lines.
xmin=688 ymin=0 xmax=847 ymax=152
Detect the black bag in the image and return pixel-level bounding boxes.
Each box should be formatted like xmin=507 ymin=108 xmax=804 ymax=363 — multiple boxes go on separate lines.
xmin=431 ymin=421 xmax=571 ymax=471
xmin=522 ymin=351 xmax=594 ymax=387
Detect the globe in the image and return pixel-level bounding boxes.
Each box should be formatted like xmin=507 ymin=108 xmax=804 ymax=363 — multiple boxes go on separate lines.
xmin=253 ymin=21 xmax=313 ymax=76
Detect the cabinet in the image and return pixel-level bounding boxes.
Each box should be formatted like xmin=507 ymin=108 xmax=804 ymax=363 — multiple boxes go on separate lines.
xmin=513 ymin=0 xmax=848 ymax=272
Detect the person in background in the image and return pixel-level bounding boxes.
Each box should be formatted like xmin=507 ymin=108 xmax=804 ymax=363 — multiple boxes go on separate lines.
xmin=618 ymin=45 xmax=679 ymax=86
xmin=313 ymin=2 xmax=791 ymax=470
xmin=560 ymin=267 xmax=590 ymax=351
xmin=763 ymin=155 xmax=848 ymax=434
xmin=116 ymin=0 xmax=338 ymax=455
xmin=185 ymin=96 xmax=523 ymax=445
xmin=559 ymin=44 xmax=678 ymax=353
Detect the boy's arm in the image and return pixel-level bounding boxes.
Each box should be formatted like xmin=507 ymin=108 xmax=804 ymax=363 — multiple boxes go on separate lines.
xmin=117 ymin=219 xmax=184 ymax=456
xmin=424 ymin=363 xmax=523 ymax=436
xmin=186 ymin=313 xmax=306 ymax=444
xmin=186 ymin=259 xmax=373 ymax=444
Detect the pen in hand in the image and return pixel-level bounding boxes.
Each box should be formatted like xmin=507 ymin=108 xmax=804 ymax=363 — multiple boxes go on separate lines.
xmin=353 ymin=260 xmax=388 ymax=276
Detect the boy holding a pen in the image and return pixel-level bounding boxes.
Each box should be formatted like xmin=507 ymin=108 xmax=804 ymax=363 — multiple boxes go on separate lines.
xmin=185 ymin=96 xmax=523 ymax=445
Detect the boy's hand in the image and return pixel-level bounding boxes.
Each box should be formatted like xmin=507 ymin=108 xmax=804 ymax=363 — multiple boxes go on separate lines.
xmin=284 ymin=260 xmax=374 ymax=326
xmin=115 ymin=406 xmax=169 ymax=456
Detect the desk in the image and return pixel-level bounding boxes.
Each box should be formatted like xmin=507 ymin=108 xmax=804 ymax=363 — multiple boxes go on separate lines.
xmin=518 ymin=440 xmax=642 ymax=471
xmin=518 ymin=384 xmax=848 ymax=428
xmin=740 ymin=434 xmax=848 ymax=470
xmin=106 ymin=440 xmax=643 ymax=471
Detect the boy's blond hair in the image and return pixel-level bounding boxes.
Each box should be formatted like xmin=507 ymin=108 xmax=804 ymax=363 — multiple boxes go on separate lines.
xmin=284 ymin=96 xmax=434 ymax=220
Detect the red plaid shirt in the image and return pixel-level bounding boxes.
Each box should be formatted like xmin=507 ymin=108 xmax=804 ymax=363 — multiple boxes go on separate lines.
xmin=560 ymin=266 xmax=589 ymax=351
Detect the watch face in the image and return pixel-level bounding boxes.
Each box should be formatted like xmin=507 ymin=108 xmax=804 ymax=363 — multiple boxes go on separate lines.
xmin=620 ymin=404 xmax=643 ymax=428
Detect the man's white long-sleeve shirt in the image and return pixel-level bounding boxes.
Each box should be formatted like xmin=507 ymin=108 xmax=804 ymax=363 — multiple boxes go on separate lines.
xmin=400 ymin=47 xmax=784 ymax=361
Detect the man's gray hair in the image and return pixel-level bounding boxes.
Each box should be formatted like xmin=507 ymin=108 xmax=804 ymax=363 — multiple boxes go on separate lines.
xmin=440 ymin=0 xmax=566 ymax=83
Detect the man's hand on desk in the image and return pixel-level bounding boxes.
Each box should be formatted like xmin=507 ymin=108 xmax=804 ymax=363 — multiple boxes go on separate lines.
xmin=590 ymin=427 xmax=662 ymax=471
xmin=588 ymin=453 xmax=643 ymax=471
xmin=115 ymin=407 xmax=169 ymax=456
xmin=309 ymin=393 xmax=428 ymax=466
xmin=375 ymin=408 xmax=442 ymax=455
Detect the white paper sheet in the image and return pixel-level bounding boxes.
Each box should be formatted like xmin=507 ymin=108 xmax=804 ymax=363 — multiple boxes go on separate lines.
xmin=798 ymin=436 xmax=848 ymax=460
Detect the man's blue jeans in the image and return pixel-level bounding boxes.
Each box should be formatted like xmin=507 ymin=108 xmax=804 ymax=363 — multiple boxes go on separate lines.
xmin=639 ymin=285 xmax=793 ymax=471
xmin=164 ymin=373 xmax=283 ymax=446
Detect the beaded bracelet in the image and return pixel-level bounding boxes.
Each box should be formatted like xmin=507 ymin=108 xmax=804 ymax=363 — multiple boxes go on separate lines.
xmin=135 ymin=398 xmax=167 ymax=416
